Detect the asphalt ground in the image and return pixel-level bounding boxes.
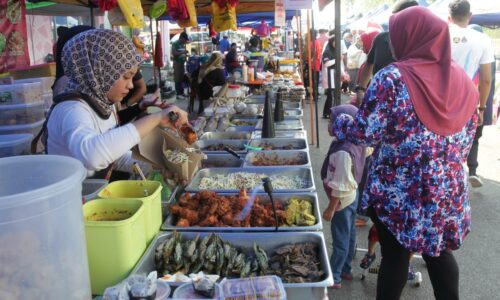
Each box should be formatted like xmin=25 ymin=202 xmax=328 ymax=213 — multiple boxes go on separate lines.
xmin=170 ymin=92 xmax=500 ymax=299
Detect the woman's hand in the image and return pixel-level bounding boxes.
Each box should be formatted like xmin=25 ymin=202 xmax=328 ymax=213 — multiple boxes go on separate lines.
xmin=159 ymin=105 xmax=188 ymax=130
xmin=139 ymin=89 xmax=171 ymax=110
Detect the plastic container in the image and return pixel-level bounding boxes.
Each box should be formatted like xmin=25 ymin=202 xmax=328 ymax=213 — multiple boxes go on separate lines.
xmin=0 ymin=155 xmax=91 ymax=299
xmin=156 ymin=280 xmax=171 ymax=300
xmin=0 ymin=133 xmax=33 ymax=158
xmin=221 ymin=276 xmax=286 ymax=300
xmin=226 ymin=85 xmax=242 ymax=98
xmin=14 ymin=76 xmax=55 ymax=93
xmin=172 ymin=282 xmax=221 ymax=299
xmin=98 ymin=180 xmax=162 ymax=244
xmin=0 ymin=101 xmax=45 ymax=126
xmin=0 ymin=118 xmax=45 ymax=136
xmin=82 ymin=179 xmax=108 ymax=203
xmin=83 ymin=198 xmax=147 ymax=295
xmin=8 ymin=63 xmax=56 ymax=79
xmin=43 ymin=92 xmax=53 ymax=111
xmin=0 ymin=81 xmax=42 ymax=105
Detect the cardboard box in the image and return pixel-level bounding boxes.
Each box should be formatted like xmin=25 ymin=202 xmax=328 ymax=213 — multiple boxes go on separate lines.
xmin=133 ymin=128 xmax=205 ymax=181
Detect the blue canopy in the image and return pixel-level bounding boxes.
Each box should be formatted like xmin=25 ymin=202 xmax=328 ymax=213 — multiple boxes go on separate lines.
xmin=470 ymin=13 xmax=500 ymax=28
xmin=160 ymin=11 xmax=295 ymax=26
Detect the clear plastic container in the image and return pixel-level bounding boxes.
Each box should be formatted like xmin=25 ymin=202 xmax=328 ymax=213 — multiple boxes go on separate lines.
xmin=82 ymin=179 xmax=108 ymax=203
xmin=0 ymin=133 xmax=33 ymax=158
xmin=42 ymin=92 xmax=53 ymax=111
xmin=0 ymin=81 xmax=43 ymax=105
xmin=0 ymin=101 xmax=45 ymax=126
xmin=221 ymin=276 xmax=286 ymax=300
xmin=156 ymin=280 xmax=171 ymax=300
xmin=172 ymin=282 xmax=221 ymax=299
xmin=226 ymin=85 xmax=242 ymax=98
xmin=83 ymin=198 xmax=147 ymax=295
xmin=0 ymin=118 xmax=45 ymax=136
xmin=14 ymin=77 xmax=55 ymax=93
xmin=0 ymin=155 xmax=91 ymax=299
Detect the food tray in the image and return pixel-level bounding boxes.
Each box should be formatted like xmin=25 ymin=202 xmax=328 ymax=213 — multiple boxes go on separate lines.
xmin=130 ymin=232 xmax=333 ymax=290
xmin=202 ymin=154 xmax=244 ymax=168
xmin=199 ymin=131 xmax=252 ymax=141
xmin=284 ymin=109 xmax=303 ymax=118
xmin=227 ymin=118 xmax=261 ymax=132
xmin=185 ymin=167 xmax=315 ymax=193
xmin=243 ymin=150 xmax=310 ymax=167
xmin=247 ymin=138 xmax=308 ymax=151
xmin=195 ymin=139 xmax=248 ymax=154
xmin=161 ymin=192 xmax=322 ymax=232
xmin=256 ymin=119 xmax=303 ymax=131
xmin=251 ymin=130 xmax=307 ymax=139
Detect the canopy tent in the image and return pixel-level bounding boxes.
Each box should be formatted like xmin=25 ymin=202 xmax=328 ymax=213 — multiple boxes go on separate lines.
xmin=26 ymin=1 xmax=104 ymax=16
xmin=159 ymin=10 xmax=296 ymax=26
xmin=343 ymin=4 xmax=389 ymax=31
xmin=471 ymin=13 xmax=500 ymax=28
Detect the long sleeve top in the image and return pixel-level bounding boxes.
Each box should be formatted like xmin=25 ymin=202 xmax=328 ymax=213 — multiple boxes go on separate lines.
xmin=47 ymin=100 xmax=142 ymax=177
xmin=332 ymin=64 xmax=477 ymax=256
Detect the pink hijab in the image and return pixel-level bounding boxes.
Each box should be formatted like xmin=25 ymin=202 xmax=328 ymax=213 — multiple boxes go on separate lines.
xmin=389 ymin=7 xmax=478 ymax=136
xmin=360 ymin=31 xmax=379 ymax=54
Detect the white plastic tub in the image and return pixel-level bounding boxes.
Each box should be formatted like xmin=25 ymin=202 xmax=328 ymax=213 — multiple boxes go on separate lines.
xmin=0 ymin=134 xmax=33 ymax=158
xmin=0 ymin=82 xmax=43 ymax=105
xmin=0 ymin=118 xmax=45 ymax=136
xmin=0 ymin=101 xmax=45 ymax=126
xmin=0 ymin=155 xmax=91 ymax=299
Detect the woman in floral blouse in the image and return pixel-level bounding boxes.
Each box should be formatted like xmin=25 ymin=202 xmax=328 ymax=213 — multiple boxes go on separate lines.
xmin=332 ymin=7 xmax=479 ymax=300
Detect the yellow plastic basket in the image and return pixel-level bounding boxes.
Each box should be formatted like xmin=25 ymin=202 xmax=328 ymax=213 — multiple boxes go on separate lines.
xmin=98 ymin=180 xmax=162 ymax=244
xmin=83 ymin=199 xmax=147 ymax=295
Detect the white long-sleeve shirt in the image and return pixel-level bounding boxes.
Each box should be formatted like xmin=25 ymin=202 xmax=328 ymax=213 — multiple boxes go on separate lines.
xmin=47 ymin=100 xmax=141 ymax=177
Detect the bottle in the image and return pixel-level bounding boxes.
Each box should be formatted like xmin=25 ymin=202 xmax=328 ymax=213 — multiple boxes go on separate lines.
xmin=261 ymin=90 xmax=275 ymax=138
xmin=242 ymin=63 xmax=248 ymax=82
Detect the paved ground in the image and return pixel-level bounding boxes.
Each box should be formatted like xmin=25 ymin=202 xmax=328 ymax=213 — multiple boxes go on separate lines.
xmin=170 ymin=93 xmax=500 ymax=299
xmin=303 ymin=95 xmax=500 ymax=300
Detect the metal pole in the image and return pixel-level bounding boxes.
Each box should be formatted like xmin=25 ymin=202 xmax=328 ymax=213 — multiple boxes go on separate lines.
xmin=297 ymin=12 xmax=305 ymax=108
xmin=306 ymin=10 xmax=315 ymax=145
xmin=150 ymin=18 xmax=157 ymax=83
xmin=312 ymin=10 xmax=319 ymax=148
xmin=89 ymin=0 xmax=95 ymax=27
xmin=334 ymin=0 xmax=342 ymax=107
xmin=156 ymin=19 xmax=162 ymax=87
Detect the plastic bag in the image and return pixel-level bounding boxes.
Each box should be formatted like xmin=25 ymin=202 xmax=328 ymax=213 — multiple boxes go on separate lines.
xmin=211 ymin=1 xmax=237 ymax=32
xmin=177 ymin=0 xmax=198 ymax=28
xmin=168 ymin=0 xmax=189 ymax=20
xmin=117 ymin=0 xmax=145 ymax=28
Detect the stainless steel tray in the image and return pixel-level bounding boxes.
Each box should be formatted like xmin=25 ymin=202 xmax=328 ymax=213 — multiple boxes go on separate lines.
xmin=243 ymin=150 xmax=310 ymax=167
xmin=195 ymin=139 xmax=248 ymax=154
xmin=161 ymin=192 xmax=322 ymax=232
xmin=227 ymin=118 xmax=262 ymax=132
xmin=255 ymin=119 xmax=303 ymax=131
xmin=248 ymin=138 xmax=308 ymax=151
xmin=185 ymin=167 xmax=315 ymax=193
xmin=130 ymin=231 xmax=333 ymax=289
xmin=199 ymin=131 xmax=252 ymax=141
xmin=251 ymin=130 xmax=307 ymax=139
xmin=202 ymin=154 xmax=244 ymax=168
xmin=284 ymin=109 xmax=303 ymax=118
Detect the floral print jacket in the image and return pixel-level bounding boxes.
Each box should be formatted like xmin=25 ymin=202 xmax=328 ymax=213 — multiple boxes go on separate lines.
xmin=333 ymin=65 xmax=477 ymax=256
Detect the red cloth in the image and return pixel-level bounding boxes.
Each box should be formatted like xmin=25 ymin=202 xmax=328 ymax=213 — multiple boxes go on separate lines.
xmin=360 ymin=31 xmax=379 ymax=54
xmin=154 ymin=32 xmax=163 ymax=68
xmin=389 ymin=7 xmax=478 ymax=136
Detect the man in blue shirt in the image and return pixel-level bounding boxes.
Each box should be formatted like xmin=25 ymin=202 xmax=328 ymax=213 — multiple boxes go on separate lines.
xmin=219 ymin=36 xmax=230 ymax=53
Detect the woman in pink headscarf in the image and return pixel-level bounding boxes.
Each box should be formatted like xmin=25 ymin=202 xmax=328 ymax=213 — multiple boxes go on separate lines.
xmin=331 ymin=7 xmax=478 ymax=299
xmin=350 ymin=30 xmax=380 ymax=106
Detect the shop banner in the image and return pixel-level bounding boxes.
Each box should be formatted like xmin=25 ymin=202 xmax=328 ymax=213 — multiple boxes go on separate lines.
xmin=275 ymin=0 xmax=286 ymax=27
xmin=0 ymin=0 xmax=30 ymax=74
xmin=283 ymin=0 xmax=312 ymax=10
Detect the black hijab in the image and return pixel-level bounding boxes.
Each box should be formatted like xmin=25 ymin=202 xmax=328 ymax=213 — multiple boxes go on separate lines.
xmin=54 ymin=25 xmax=94 ymax=81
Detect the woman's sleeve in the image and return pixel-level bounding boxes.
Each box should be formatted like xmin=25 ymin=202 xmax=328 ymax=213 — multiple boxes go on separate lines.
xmin=58 ymin=105 xmax=141 ymax=171
xmin=118 ymin=104 xmax=142 ymax=125
xmin=332 ymin=68 xmax=397 ymax=146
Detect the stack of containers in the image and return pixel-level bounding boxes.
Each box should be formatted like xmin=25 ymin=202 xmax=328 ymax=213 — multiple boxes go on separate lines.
xmin=14 ymin=76 xmax=55 ymax=115
xmin=0 ymin=80 xmax=45 ymax=157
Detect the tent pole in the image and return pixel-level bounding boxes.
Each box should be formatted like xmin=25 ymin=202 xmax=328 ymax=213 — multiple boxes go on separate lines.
xmin=296 ymin=11 xmax=305 ymax=109
xmin=306 ymin=10 xmax=315 ymax=145
xmin=334 ymin=0 xmax=341 ymax=107
xmin=312 ymin=10 xmax=319 ymax=148
xmin=156 ymin=19 xmax=162 ymax=87
xmin=150 ymin=17 xmax=157 ymax=83
xmin=89 ymin=0 xmax=95 ymax=27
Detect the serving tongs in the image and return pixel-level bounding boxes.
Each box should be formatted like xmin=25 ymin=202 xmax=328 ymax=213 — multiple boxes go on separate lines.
xmin=223 ymin=147 xmax=245 ymax=163
xmin=262 ymin=177 xmax=279 ymax=232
